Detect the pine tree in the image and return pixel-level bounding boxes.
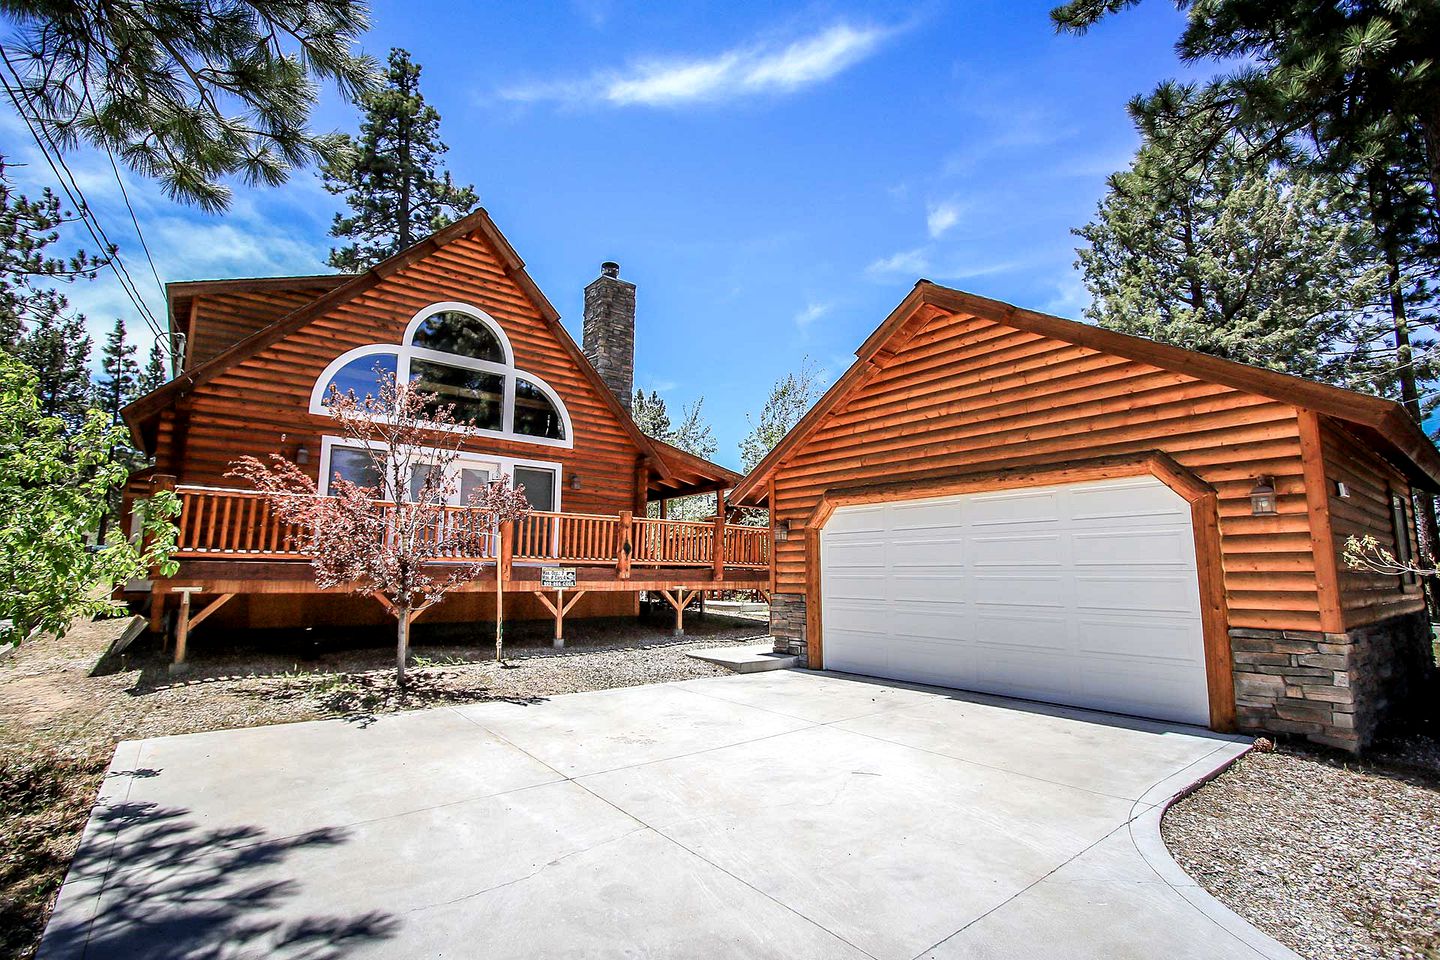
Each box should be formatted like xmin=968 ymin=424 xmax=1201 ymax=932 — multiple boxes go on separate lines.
xmin=0 ymin=158 xmax=110 ymax=346
xmin=323 ymin=48 xmax=479 ymax=271
xmin=95 ymin=318 xmax=140 ymax=424
xmin=15 ymin=307 xmax=93 ymax=431
xmin=2 ymin=0 xmax=373 ymax=211
xmin=632 ymin=389 xmax=673 ymax=439
xmin=139 ymin=337 xmax=170 ymax=394
xmin=630 ymin=389 xmax=720 ymax=520
xmin=1075 ymin=93 xmax=1384 ymax=385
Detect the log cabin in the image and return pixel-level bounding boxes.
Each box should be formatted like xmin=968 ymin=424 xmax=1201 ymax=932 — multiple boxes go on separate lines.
xmin=120 ymin=209 xmax=768 ymax=662
xmin=730 ymin=281 xmax=1440 ymax=752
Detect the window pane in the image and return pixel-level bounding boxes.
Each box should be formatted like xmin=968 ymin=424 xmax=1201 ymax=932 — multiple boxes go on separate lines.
xmin=329 ymin=447 xmax=381 ymax=493
xmin=410 ymin=311 xmax=504 ymax=362
xmin=459 ymin=467 xmax=493 ymax=504
xmin=410 ymin=359 xmax=504 ymax=430
xmin=323 ymin=352 xmax=397 ymax=407
xmin=408 ymin=464 xmax=445 ymax=502
xmin=513 ymin=378 xmax=565 ymax=439
xmin=514 ymin=467 xmax=556 ymax=512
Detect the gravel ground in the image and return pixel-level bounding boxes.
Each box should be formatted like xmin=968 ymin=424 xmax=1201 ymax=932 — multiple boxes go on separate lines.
xmin=0 ymin=609 xmax=770 ymax=960
xmin=1164 ymin=742 xmax=1440 ymax=960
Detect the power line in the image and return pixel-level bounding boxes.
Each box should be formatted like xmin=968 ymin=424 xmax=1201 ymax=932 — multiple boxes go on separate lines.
xmin=0 ymin=46 xmax=172 ymax=355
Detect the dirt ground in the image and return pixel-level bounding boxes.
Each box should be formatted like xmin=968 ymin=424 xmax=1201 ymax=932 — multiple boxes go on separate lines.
xmin=0 ymin=608 xmax=769 ymax=960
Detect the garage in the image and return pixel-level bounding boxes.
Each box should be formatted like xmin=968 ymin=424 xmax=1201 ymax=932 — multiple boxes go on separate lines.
xmin=819 ymin=475 xmax=1211 ymax=725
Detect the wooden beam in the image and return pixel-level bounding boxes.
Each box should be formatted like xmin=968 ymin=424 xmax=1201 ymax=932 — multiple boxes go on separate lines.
xmin=171 ymin=586 xmax=202 ymax=667
xmin=712 ymin=491 xmax=727 ymax=581
xmin=186 ymin=592 xmax=235 ymax=632
xmin=1298 ymin=409 xmax=1345 ymax=634
xmin=533 ymin=589 xmax=588 ymax=647
xmin=617 ymin=510 xmax=633 ymax=580
xmin=659 ymin=588 xmax=698 ymax=636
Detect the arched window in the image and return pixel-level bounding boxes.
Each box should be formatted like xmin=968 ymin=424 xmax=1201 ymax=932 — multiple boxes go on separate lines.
xmin=310 ymin=302 xmax=572 ymax=448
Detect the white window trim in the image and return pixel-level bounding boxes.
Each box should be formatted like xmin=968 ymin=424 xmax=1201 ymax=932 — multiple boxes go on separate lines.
xmin=308 ymin=302 xmax=574 ymax=449
xmin=317 ymin=435 xmax=563 ymax=512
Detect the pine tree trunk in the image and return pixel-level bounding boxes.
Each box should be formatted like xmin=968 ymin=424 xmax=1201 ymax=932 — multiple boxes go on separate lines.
xmin=1383 ymin=238 xmax=1440 ymax=617
xmin=396 ymin=609 xmax=410 ymax=687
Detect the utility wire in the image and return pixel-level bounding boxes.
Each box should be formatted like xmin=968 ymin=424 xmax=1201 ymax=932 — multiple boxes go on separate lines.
xmin=0 ymin=47 xmax=171 ymax=355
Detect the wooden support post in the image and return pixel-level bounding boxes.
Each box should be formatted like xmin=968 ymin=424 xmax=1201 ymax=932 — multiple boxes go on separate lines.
xmin=170 ymin=585 xmax=204 ymax=670
xmin=634 ymin=459 xmax=650 ymax=514
xmin=187 ymin=593 xmax=235 ymax=632
xmin=660 ymin=588 xmax=698 ymax=637
xmin=499 ymin=520 xmax=515 ymax=583
xmin=617 ymin=510 xmax=633 ymax=580
xmin=533 ymin=589 xmax=587 ymax=648
xmin=712 ymin=491 xmax=727 ymax=581
xmin=149 ymin=588 xmax=168 ymax=635
xmin=659 ymin=498 xmax=669 ymax=519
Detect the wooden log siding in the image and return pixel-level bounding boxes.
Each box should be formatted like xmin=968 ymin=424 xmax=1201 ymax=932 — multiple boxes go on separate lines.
xmin=150 ymin=231 xmax=646 ymax=520
xmin=769 ymin=311 xmax=1323 ymax=632
xmin=1318 ymin=417 xmax=1426 ymax=629
xmin=183 ymin=286 xmax=332 ymax=371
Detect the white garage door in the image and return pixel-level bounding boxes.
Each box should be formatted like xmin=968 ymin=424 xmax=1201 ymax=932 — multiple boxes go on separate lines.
xmin=820 ymin=475 xmax=1210 ymax=725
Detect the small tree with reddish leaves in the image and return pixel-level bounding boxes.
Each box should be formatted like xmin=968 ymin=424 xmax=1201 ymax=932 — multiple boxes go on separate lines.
xmin=229 ymin=369 xmax=530 ymax=686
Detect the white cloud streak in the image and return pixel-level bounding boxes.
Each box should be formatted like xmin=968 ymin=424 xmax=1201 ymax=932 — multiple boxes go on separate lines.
xmin=926 ymin=200 xmax=962 ymax=238
xmin=503 ymin=21 xmax=895 ymax=107
xmin=794 ymin=301 xmax=829 ymax=328
xmin=866 ymin=247 xmax=930 ymax=277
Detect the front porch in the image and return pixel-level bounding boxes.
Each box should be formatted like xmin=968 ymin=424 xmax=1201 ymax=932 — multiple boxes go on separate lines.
xmin=145 ymin=485 xmax=772 ymax=664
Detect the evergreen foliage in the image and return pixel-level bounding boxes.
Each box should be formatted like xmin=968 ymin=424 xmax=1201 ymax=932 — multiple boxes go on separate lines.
xmin=0 ymin=0 xmax=375 ymax=210
xmin=95 ymin=319 xmax=140 ymax=424
xmin=323 ymin=48 xmax=478 ymax=271
xmin=0 ymin=158 xmax=109 ymax=346
xmin=13 ymin=308 xmax=93 ymax=430
xmin=1075 ymin=93 xmax=1385 ymax=386
xmin=629 ymin=389 xmax=720 ymax=520
xmin=139 ymin=338 xmax=170 ymax=394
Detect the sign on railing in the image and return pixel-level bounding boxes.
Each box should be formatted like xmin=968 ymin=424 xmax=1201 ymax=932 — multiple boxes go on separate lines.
xmin=540 ymin=567 xmax=578 ymax=588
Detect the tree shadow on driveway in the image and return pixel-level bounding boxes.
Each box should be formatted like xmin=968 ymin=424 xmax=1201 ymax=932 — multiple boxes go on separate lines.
xmin=42 ymin=799 xmax=398 ymax=960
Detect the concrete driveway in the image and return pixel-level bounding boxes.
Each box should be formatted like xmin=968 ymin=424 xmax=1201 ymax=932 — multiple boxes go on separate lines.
xmin=41 ymin=670 xmax=1297 ymax=960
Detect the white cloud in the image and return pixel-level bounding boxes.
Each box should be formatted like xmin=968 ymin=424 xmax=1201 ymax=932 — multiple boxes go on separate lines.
xmin=925 ymin=199 xmax=962 ymax=238
xmin=794 ymin=301 xmax=829 ymax=328
xmin=503 ymin=21 xmax=896 ymax=107
xmin=866 ymin=247 xmax=930 ymax=277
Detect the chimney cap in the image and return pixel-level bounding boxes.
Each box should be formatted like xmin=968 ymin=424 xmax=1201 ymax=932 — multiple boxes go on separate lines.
xmin=600 ymin=261 xmax=620 ymax=278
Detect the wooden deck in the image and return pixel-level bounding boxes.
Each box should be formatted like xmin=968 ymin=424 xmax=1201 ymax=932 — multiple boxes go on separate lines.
xmin=149 ymin=486 xmax=771 ymax=660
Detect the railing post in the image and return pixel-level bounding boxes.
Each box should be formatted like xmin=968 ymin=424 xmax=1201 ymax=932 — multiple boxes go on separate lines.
xmin=712 ymin=491 xmax=726 ymax=581
xmin=617 ymin=510 xmax=633 ymax=580
xmin=500 ymin=520 xmax=514 ymax=582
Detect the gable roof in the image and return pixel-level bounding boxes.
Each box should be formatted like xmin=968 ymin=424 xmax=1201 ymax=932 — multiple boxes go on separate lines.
xmin=731 ymin=282 xmax=1440 ymax=504
xmin=123 ymin=208 xmax=684 ymax=483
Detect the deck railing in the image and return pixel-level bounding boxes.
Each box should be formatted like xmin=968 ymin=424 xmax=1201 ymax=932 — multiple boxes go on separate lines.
xmin=171 ymin=486 xmax=770 ymax=573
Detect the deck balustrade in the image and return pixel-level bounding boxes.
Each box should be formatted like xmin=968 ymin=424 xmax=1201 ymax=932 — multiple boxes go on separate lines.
xmin=171 ymin=485 xmax=771 ymax=573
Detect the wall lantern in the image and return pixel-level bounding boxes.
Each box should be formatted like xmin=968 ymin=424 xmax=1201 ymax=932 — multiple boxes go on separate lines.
xmin=570 ymin=472 xmax=582 ymax=491
xmin=1249 ymin=476 xmax=1277 ymax=516
xmin=295 ymin=444 xmax=310 ymax=465
xmin=774 ymin=519 xmax=790 ymax=542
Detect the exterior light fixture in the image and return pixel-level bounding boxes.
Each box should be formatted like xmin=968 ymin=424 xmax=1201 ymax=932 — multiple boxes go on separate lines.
xmin=1249 ymin=476 xmax=1277 ymax=516
xmin=774 ymin=519 xmax=790 ymax=542
xmin=570 ymin=472 xmax=582 ymax=491
xmin=1336 ymin=481 xmax=1351 ymax=499
xmin=295 ymin=444 xmax=310 ymax=465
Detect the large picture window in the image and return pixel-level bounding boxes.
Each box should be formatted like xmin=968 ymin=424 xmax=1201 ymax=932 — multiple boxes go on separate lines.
xmin=310 ymin=302 xmax=573 ymax=448
xmin=318 ymin=437 xmax=561 ymax=512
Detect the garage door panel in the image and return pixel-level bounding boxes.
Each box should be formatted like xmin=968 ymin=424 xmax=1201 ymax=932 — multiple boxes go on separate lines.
xmin=970 ymin=534 xmax=1064 ymax=566
xmin=1074 ymin=618 xmax=1204 ymax=661
xmin=889 ymin=536 xmax=968 ymax=568
xmin=1073 ymin=576 xmax=1200 ymax=614
xmin=970 ymin=574 xmax=1065 ymax=610
xmin=821 ymin=475 xmax=1210 ymax=727
xmin=1071 ymin=529 xmax=1193 ymax=566
xmin=1068 ymin=481 xmax=1190 ymax=524
xmin=967 ymin=490 xmax=1061 ymax=526
xmin=890 ymin=576 xmax=968 ymax=604
xmin=825 ymin=504 xmax=886 ymax=534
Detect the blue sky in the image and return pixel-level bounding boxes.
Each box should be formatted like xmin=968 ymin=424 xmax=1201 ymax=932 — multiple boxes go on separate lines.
xmin=4 ymin=0 xmax=1219 ymax=470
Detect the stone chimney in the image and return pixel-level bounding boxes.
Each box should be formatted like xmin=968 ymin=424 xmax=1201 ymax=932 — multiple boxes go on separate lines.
xmin=582 ymin=261 xmax=635 ymax=412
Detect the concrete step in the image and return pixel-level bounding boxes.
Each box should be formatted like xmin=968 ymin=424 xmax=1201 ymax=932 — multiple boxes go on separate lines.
xmin=686 ymin=643 xmax=798 ymax=673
